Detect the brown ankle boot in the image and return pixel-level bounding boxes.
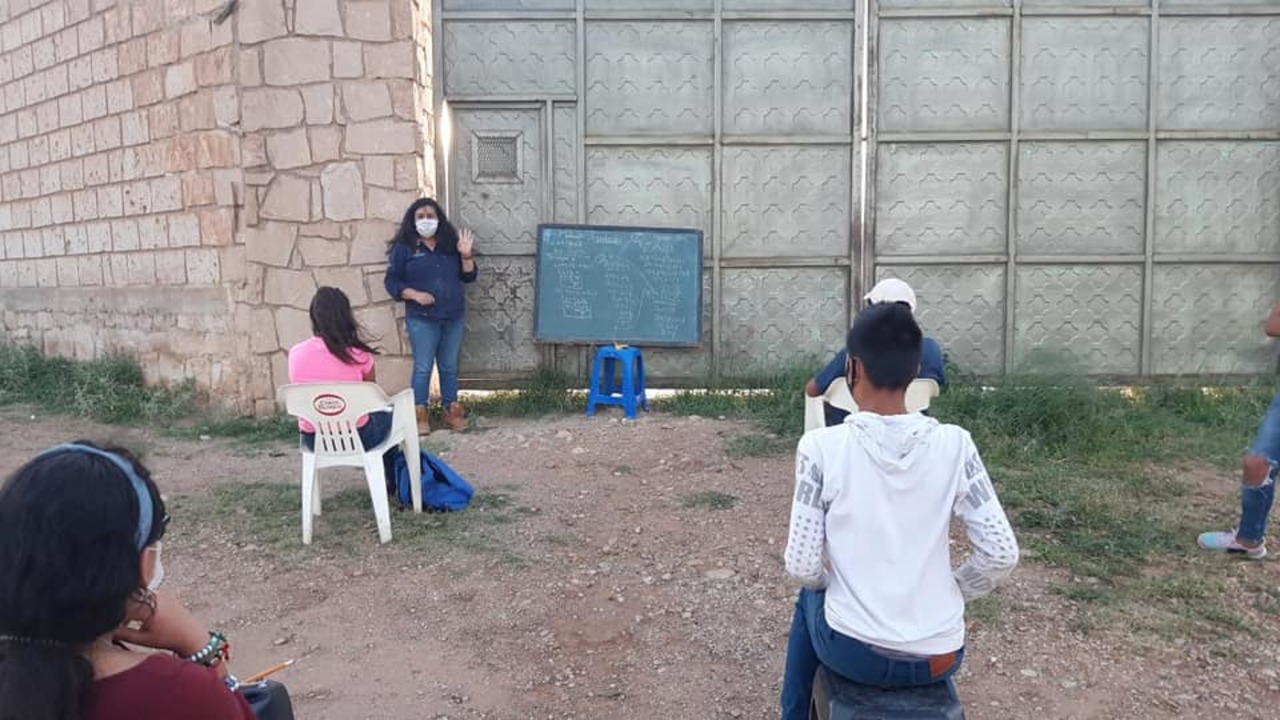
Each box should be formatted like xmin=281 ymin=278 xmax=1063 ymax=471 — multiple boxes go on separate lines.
xmin=415 ymin=405 xmax=430 ymax=437
xmin=444 ymin=402 xmax=466 ymax=431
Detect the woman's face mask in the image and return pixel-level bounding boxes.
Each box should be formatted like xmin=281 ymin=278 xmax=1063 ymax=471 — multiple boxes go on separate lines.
xmin=415 ymin=218 xmax=439 ymax=238
xmin=147 ymin=542 xmax=164 ymax=592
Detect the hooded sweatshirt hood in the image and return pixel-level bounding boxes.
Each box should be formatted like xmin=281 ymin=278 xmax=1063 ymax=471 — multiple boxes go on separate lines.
xmin=843 ymin=411 xmax=940 ymax=473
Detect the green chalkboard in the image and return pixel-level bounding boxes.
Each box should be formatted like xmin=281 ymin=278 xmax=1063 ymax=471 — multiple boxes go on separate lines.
xmin=534 ymin=224 xmax=703 ymax=346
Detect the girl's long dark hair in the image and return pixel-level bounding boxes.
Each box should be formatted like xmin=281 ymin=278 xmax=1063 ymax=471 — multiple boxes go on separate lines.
xmin=387 ymin=197 xmax=460 ymax=255
xmin=310 ymin=287 xmax=380 ymax=365
xmin=0 ymin=442 xmax=167 ymax=720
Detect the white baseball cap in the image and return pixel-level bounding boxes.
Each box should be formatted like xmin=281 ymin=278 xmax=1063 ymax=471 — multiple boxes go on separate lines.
xmin=864 ymin=278 xmax=917 ymax=311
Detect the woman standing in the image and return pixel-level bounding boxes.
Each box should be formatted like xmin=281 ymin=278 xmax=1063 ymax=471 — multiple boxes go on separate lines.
xmin=384 ymin=198 xmax=478 ymax=435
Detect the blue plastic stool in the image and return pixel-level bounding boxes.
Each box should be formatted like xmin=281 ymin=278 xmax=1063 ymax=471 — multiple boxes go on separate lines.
xmin=586 ymin=345 xmax=648 ymax=420
xmin=811 ymin=666 xmax=965 ymax=720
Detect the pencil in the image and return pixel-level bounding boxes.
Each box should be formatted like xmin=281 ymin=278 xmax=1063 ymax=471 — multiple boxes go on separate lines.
xmin=241 ymin=659 xmax=294 ymax=684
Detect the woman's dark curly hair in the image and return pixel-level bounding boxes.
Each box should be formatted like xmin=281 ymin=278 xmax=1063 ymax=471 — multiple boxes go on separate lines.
xmin=387 ymin=197 xmax=460 ymax=255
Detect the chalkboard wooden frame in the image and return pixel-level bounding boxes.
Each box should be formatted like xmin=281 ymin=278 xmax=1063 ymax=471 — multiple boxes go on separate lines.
xmin=533 ymin=223 xmax=705 ymax=347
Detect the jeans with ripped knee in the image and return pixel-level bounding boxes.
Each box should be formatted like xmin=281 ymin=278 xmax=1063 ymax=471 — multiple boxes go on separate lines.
xmin=1239 ymin=392 xmax=1280 ymax=544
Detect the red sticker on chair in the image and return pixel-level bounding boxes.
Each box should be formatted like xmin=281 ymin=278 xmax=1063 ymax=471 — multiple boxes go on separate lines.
xmin=313 ymin=394 xmax=347 ymax=416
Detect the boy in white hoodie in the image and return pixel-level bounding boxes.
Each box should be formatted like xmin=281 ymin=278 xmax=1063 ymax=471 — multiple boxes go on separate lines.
xmin=780 ymin=302 xmax=1019 ymax=719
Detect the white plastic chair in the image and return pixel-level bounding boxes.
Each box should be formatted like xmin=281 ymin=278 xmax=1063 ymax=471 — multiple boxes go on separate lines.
xmin=905 ymin=378 xmax=940 ymax=414
xmin=803 ymin=378 xmax=941 ymax=433
xmin=277 ymin=383 xmax=423 ymax=544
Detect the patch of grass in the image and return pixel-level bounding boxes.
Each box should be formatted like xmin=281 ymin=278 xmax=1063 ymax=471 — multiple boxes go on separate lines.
xmin=1134 ymin=574 xmax=1251 ymax=634
xmin=680 ymin=490 xmax=739 ymax=511
xmin=727 ymin=433 xmax=791 ymax=458
xmin=193 ymin=481 xmax=533 ymax=563
xmin=996 ymin=465 xmax=1192 ymax=580
xmin=1052 ymin=583 xmax=1118 ymax=605
xmin=655 ymin=365 xmax=813 ymax=441
xmin=932 ymin=372 xmax=1275 ymax=641
xmin=1145 ymin=574 xmax=1217 ymax=602
xmin=467 ymin=369 xmax=584 ymax=417
xmin=541 ymin=533 xmax=574 ymax=547
xmin=931 ymin=376 xmax=1276 ymax=582
xmin=934 ymin=377 xmax=1275 ymax=469
xmin=449 ymin=359 xmax=1272 ymax=643
xmin=966 ymin=596 xmax=1003 ymax=625
xmin=0 ymin=342 xmax=198 ymax=424
xmin=168 ymin=415 xmax=299 ymax=445
xmin=1251 ymin=584 xmax=1280 ymax=617
xmin=466 ymin=363 xmax=809 ymax=425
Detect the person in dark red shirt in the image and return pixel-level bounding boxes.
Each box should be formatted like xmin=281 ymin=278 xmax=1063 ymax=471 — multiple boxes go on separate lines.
xmin=0 ymin=442 xmax=254 ymax=720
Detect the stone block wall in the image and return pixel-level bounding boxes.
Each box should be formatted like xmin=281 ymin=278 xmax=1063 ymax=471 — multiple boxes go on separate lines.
xmin=0 ymin=0 xmax=433 ymax=414
xmin=0 ymin=0 xmax=248 ymax=399
xmin=237 ymin=0 xmax=433 ymax=412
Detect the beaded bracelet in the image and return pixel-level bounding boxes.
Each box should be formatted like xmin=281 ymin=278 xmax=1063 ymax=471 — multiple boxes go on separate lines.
xmin=187 ymin=631 xmax=230 ymax=668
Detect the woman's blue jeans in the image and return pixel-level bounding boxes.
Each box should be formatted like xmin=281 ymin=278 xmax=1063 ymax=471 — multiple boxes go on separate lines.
xmin=405 ymin=315 xmax=464 ymax=407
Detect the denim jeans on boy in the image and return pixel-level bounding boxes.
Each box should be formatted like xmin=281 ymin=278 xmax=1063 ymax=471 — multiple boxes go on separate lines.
xmin=405 ymin=315 xmax=465 ymax=407
xmin=780 ymin=588 xmax=964 ymax=720
xmin=1240 ymin=392 xmax=1280 ymax=543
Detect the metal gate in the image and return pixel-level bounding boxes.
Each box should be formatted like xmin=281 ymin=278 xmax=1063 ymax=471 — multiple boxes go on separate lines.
xmin=435 ymin=0 xmax=864 ymax=384
xmin=435 ymin=0 xmax=1279 ymax=384
xmin=867 ymin=0 xmax=1280 ymax=377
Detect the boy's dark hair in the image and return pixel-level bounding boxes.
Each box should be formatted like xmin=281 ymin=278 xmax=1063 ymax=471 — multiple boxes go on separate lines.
xmin=846 ymin=302 xmax=922 ymax=391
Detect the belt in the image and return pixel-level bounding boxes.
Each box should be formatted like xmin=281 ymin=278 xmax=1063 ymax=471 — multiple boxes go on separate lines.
xmin=928 ymin=651 xmax=960 ymax=679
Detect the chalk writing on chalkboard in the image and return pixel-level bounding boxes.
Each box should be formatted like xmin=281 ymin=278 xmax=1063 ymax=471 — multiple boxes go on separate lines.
xmin=534 ymin=225 xmax=703 ymax=347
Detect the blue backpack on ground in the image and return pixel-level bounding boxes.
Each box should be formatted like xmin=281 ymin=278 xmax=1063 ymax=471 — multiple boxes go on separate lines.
xmin=389 ymin=449 xmax=474 ymax=512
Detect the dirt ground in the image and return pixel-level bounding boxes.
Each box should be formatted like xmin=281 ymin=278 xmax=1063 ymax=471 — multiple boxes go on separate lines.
xmin=3 ymin=406 xmax=1280 ymax=719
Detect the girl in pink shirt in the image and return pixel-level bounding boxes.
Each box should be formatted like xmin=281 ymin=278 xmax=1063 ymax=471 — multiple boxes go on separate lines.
xmin=288 ymin=288 xmax=392 ymax=454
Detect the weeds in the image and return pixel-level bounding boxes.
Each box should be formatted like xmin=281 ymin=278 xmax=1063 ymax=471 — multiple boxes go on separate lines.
xmin=467 ymin=369 xmax=584 ymax=417
xmin=966 ymin=596 xmax=1003 ymax=625
xmin=0 ymin=342 xmax=197 ymax=424
xmin=655 ymin=365 xmax=812 ymax=439
xmin=681 ymin=490 xmax=739 ymax=511
xmin=191 ymin=481 xmax=533 ymax=564
xmin=727 ymin=433 xmax=791 ymax=458
xmin=168 ymin=415 xmax=299 ymax=445
xmin=933 ymin=374 xmax=1275 ymax=642
xmin=0 ymin=342 xmax=307 ymax=444
xmin=8 ymin=341 xmax=1279 ymax=642
xmin=933 ymin=378 xmax=1275 ymax=585
xmin=934 ymin=377 xmax=1273 ymax=469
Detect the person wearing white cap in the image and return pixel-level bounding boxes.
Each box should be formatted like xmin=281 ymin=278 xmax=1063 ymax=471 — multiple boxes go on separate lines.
xmin=804 ymin=278 xmax=947 ymax=426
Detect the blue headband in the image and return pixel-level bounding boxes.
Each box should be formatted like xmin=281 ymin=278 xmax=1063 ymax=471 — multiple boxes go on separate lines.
xmin=38 ymin=444 xmax=154 ymax=551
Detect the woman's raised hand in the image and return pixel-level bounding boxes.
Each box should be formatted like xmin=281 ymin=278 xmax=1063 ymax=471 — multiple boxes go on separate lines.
xmin=458 ymin=228 xmax=475 ymax=259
